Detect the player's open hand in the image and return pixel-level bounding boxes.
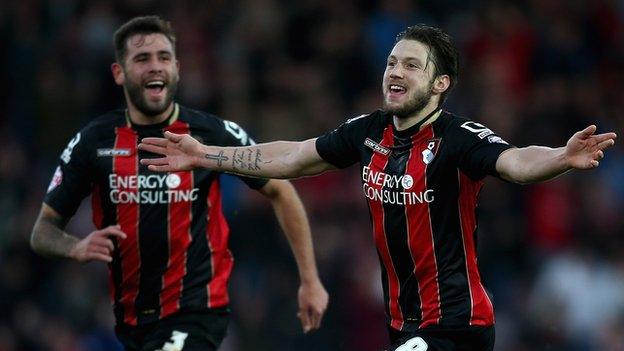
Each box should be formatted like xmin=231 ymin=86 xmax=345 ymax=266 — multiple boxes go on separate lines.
xmin=565 ymin=125 xmax=617 ymax=169
xmin=69 ymin=225 xmax=127 ymax=263
xmin=139 ymin=131 xmax=202 ymax=172
xmin=297 ymin=279 xmax=329 ymax=333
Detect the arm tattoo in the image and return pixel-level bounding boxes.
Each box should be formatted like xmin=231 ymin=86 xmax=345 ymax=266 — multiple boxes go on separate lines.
xmin=204 ymin=150 xmax=229 ymax=167
xmin=232 ymin=148 xmax=263 ymax=172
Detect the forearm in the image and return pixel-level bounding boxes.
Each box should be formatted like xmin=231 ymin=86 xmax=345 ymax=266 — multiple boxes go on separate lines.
xmin=267 ymin=181 xmax=320 ymax=283
xmin=195 ymin=139 xmax=328 ymax=179
xmin=30 ymin=217 xmax=78 ymax=259
xmin=497 ymin=146 xmax=571 ymax=184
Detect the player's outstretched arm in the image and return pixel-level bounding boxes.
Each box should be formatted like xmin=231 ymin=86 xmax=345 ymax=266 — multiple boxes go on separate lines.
xmin=31 ymin=203 xmax=126 ymax=263
xmin=258 ymin=179 xmax=328 ymax=333
xmin=496 ymin=125 xmax=617 ymax=184
xmin=138 ymin=132 xmax=337 ymax=179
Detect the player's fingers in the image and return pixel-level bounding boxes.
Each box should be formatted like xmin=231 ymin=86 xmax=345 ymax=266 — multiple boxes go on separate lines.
xmin=138 ymin=143 xmax=168 ymax=155
xmin=579 ymin=125 xmax=597 ymax=137
xmin=592 ymin=132 xmax=617 ymax=143
xmin=87 ymin=243 xmax=112 ymax=257
xmin=140 ymin=157 xmax=170 ymax=166
xmin=147 ymin=164 xmax=173 ymax=172
xmin=298 ymin=308 xmax=312 ymax=333
xmin=595 ymin=138 xmax=616 ymax=151
xmin=102 ymin=226 xmax=127 ymax=240
xmin=595 ymin=150 xmax=604 ymax=160
xmin=89 ymin=236 xmax=114 ymax=253
xmin=86 ymin=252 xmax=113 ymax=263
xmin=164 ymin=131 xmax=184 ymax=142
xmin=104 ymin=238 xmax=115 ymax=252
xmin=310 ymin=310 xmax=321 ymax=330
xmin=140 ymin=137 xmax=169 ymax=147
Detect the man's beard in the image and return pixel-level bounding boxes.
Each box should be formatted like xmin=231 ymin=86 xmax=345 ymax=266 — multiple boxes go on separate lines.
xmin=125 ymin=75 xmax=179 ymax=117
xmin=384 ymin=84 xmax=433 ymax=119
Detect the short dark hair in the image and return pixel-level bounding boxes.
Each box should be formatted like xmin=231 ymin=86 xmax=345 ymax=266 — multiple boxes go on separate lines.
xmin=113 ymin=16 xmax=176 ymax=63
xmin=395 ymin=24 xmax=459 ymax=104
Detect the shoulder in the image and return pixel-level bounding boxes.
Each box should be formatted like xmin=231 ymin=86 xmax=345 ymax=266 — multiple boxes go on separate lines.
xmin=437 ymin=111 xmax=490 ymax=136
xmin=344 ymin=109 xmax=387 ymax=127
xmin=437 ymin=111 xmax=470 ymax=129
xmin=330 ymin=110 xmax=388 ymax=138
xmin=177 ymin=105 xmax=256 ymax=145
xmin=69 ymin=109 xmax=125 ymax=143
xmin=177 ymin=105 xmax=225 ymax=128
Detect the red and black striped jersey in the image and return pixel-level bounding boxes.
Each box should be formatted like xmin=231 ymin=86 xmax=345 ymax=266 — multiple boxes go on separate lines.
xmin=44 ymin=103 xmax=267 ymax=327
xmin=316 ymin=109 xmax=514 ymax=332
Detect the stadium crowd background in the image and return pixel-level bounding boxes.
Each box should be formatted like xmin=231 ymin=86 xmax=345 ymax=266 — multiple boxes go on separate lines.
xmin=1 ymin=0 xmax=623 ymax=350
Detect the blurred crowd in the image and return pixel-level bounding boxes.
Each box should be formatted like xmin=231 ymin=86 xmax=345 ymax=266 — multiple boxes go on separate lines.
xmin=1 ymin=0 xmax=624 ymax=350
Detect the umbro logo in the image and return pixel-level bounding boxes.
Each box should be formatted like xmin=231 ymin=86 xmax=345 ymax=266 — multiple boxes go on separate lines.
xmin=97 ymin=148 xmax=132 ymax=157
xmin=364 ymin=138 xmax=391 ymax=156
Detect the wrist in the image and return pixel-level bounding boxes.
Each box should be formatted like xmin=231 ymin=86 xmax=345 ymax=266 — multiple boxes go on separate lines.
xmin=67 ymin=239 xmax=81 ymax=260
xmin=300 ymin=273 xmax=321 ymax=286
xmin=558 ymin=147 xmax=573 ymax=170
xmin=193 ymin=144 xmax=210 ymax=168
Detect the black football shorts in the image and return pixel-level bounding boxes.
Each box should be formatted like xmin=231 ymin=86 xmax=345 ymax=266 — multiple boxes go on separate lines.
xmin=387 ymin=325 xmax=494 ymax=351
xmin=116 ymin=309 xmax=229 ymax=351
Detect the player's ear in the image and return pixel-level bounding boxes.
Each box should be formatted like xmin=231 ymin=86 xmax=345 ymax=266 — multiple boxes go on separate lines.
xmin=432 ymin=75 xmax=450 ymax=94
xmin=111 ymin=62 xmax=125 ymax=86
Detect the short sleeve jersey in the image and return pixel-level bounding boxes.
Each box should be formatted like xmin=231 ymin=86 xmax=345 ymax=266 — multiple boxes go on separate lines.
xmin=316 ymin=109 xmax=513 ymax=331
xmin=44 ymin=104 xmax=268 ymax=327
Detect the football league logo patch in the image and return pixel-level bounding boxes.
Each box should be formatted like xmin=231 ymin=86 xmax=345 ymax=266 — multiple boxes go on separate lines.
xmin=47 ymin=166 xmax=63 ymax=193
xmin=422 ymin=138 xmax=441 ymax=165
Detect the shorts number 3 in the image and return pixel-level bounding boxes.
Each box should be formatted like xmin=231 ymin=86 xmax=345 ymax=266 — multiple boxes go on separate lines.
xmin=158 ymin=330 xmax=189 ymax=351
xmin=396 ymin=336 xmax=428 ymax=351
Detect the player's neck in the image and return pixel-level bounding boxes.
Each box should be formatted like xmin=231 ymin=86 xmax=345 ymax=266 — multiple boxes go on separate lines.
xmin=126 ymin=102 xmax=174 ymax=126
xmin=393 ymin=100 xmax=440 ymax=131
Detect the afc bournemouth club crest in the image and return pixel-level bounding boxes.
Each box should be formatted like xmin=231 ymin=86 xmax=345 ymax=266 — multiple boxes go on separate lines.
xmin=421 ymin=138 xmax=441 ymax=165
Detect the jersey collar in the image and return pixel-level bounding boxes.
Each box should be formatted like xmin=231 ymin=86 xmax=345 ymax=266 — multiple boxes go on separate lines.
xmin=125 ymin=103 xmax=180 ymax=129
xmin=392 ymin=108 xmax=443 ymax=138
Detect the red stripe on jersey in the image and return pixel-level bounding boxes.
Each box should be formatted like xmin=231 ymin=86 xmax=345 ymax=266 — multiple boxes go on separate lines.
xmin=458 ymin=171 xmax=494 ymax=326
xmin=160 ymin=121 xmax=193 ymax=318
xmin=367 ymin=125 xmax=404 ymax=330
xmin=406 ymin=126 xmax=442 ymax=328
xmin=206 ymin=178 xmax=232 ymax=308
xmin=91 ymin=184 xmax=104 ymax=229
xmin=114 ymin=127 xmax=140 ymax=326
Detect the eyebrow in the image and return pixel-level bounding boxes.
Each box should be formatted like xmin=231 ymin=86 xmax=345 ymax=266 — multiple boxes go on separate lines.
xmin=387 ymin=55 xmax=425 ymax=64
xmin=131 ymin=50 xmax=173 ymax=59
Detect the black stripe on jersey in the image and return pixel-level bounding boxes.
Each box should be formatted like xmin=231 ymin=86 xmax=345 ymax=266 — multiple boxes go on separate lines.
xmin=179 ymin=170 xmax=213 ymax=309
xmin=382 ymin=148 xmax=422 ymax=321
xmin=428 ymin=130 xmax=472 ymax=326
xmin=111 ymin=242 xmax=124 ymax=323
xmin=135 ymin=187 xmax=169 ymax=324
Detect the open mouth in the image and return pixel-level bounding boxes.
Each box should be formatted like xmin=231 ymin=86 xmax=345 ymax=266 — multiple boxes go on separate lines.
xmin=144 ymin=80 xmax=166 ymax=96
xmin=389 ymin=84 xmax=407 ymax=94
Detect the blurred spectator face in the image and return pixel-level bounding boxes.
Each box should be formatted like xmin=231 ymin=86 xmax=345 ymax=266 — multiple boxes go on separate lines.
xmin=112 ymin=33 xmax=179 ymax=116
xmin=382 ymin=39 xmax=437 ymax=118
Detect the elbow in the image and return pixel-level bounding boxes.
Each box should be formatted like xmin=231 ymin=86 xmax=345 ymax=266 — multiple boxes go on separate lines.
xmin=282 ymin=145 xmax=306 ymax=178
xmin=30 ymin=229 xmax=42 ymax=254
xmin=30 ymin=221 xmax=49 ymax=255
xmin=499 ymin=170 xmax=529 ymax=185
